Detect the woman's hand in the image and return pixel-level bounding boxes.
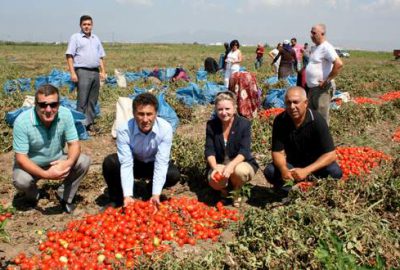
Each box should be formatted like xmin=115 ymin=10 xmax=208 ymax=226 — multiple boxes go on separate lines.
xmin=222 ymin=163 xmax=235 ymax=179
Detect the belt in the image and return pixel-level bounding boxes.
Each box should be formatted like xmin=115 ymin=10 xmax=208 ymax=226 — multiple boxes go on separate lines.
xmin=75 ymin=67 xmax=99 ymax=72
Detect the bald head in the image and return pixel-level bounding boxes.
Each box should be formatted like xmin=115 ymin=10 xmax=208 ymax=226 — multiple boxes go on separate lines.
xmin=286 ymin=86 xmax=307 ymax=101
xmin=311 ymin=23 xmax=327 ymax=45
xmin=314 ymin=24 xmax=326 ymax=34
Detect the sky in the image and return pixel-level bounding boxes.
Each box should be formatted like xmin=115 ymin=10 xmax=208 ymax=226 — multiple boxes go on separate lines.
xmin=0 ymin=0 xmax=399 ymax=51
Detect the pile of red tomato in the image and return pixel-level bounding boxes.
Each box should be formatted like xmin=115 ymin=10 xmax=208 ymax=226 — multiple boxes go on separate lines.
xmin=336 ymin=146 xmax=391 ymax=180
xmin=379 ymin=91 xmax=400 ymax=102
xmin=8 ymin=197 xmax=239 ymax=270
xmin=259 ymin=108 xmax=285 ymax=119
xmin=393 ymin=128 xmax=400 ymax=142
xmin=353 ymin=97 xmax=382 ymax=105
xmin=0 ymin=204 xmax=14 ymax=223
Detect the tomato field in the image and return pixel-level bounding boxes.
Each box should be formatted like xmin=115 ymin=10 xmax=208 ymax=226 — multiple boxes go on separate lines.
xmin=0 ymin=42 xmax=399 ymax=269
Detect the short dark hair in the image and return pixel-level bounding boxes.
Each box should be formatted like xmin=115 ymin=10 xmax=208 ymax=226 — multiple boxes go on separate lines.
xmin=35 ymin=84 xmax=60 ymax=103
xmin=291 ymin=38 xmax=297 ymax=42
xmin=230 ymin=40 xmax=240 ymax=49
xmin=80 ymin=15 xmax=93 ymax=25
xmin=132 ymin=93 xmax=158 ymax=112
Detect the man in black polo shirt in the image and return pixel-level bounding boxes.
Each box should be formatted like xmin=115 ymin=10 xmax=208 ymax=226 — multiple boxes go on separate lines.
xmin=263 ymin=86 xmax=342 ymax=188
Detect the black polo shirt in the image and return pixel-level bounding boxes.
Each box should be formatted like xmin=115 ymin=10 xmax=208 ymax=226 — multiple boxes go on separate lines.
xmin=271 ymin=109 xmax=335 ymax=167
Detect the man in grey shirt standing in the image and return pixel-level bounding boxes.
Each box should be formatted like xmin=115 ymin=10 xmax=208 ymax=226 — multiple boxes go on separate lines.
xmin=66 ymin=15 xmax=106 ymax=133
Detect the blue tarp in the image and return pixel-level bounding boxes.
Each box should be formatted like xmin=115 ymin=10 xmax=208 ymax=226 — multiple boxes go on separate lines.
xmin=5 ymin=105 xmax=89 ymax=140
xmin=203 ymin=82 xmax=225 ymax=104
xmin=176 ymin=83 xmax=207 ymax=106
xmin=196 ymin=70 xmax=208 ymax=82
xmin=157 ymin=92 xmax=179 ymax=131
xmin=47 ymin=69 xmax=75 ymax=92
xmin=264 ymin=75 xmax=297 ymax=87
xmin=128 ymin=88 xmax=179 ymax=132
xmin=105 ymin=76 xmax=117 ymax=87
xmin=263 ymin=88 xmax=286 ymax=109
xmin=125 ymin=72 xmax=145 ymax=82
xmin=59 ymin=97 xmax=101 ymax=118
xmin=3 ymin=78 xmax=31 ymax=94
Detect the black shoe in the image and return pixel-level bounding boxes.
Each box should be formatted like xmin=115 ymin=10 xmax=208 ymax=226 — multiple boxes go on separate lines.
xmin=60 ymin=200 xmax=76 ymax=214
xmin=86 ymin=124 xmax=100 ymax=134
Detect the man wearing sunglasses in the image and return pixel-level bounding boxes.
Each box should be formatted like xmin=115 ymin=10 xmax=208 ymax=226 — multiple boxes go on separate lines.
xmin=12 ymin=84 xmax=91 ymax=213
xmin=66 ymin=15 xmax=106 ymax=134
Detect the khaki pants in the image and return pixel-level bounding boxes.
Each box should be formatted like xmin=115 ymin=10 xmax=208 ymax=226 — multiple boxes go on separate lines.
xmin=208 ymin=162 xmax=255 ymax=191
xmin=13 ymin=154 xmax=91 ymax=204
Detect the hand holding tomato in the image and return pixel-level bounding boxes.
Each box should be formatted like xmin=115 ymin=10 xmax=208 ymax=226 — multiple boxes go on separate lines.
xmin=213 ymin=171 xmax=224 ymax=182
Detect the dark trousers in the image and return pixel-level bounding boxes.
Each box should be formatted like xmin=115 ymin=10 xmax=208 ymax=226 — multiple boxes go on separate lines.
xmin=102 ymin=153 xmax=181 ymax=204
xmin=75 ymin=68 xmax=100 ymax=127
xmin=263 ymin=162 xmax=342 ymax=188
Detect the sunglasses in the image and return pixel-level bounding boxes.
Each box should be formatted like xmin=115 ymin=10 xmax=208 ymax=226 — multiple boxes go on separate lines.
xmin=36 ymin=101 xmax=59 ymax=109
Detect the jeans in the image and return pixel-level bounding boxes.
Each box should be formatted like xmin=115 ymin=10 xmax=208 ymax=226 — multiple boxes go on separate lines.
xmin=263 ymin=161 xmax=342 ymax=188
xmin=255 ymin=57 xmax=263 ymax=69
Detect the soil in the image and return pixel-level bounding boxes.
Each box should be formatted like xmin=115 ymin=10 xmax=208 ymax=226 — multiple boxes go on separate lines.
xmin=0 ymin=106 xmax=276 ymax=266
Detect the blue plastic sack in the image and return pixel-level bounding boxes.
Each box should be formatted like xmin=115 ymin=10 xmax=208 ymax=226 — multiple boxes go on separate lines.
xmin=17 ymin=78 xmax=31 ymax=92
xmin=34 ymin=75 xmax=49 ymax=90
xmin=265 ymin=76 xmax=279 ymax=86
xmin=165 ymin=68 xmax=177 ymax=81
xmin=196 ymin=70 xmax=208 ymax=82
xmin=75 ymin=121 xmax=89 ymax=140
xmin=203 ymin=82 xmax=225 ymax=103
xmin=5 ymin=107 xmax=30 ymax=126
xmin=3 ymin=79 xmax=31 ymax=94
xmin=3 ymin=80 xmax=18 ymax=94
xmin=59 ymin=97 xmax=100 ymax=117
xmin=287 ymin=75 xmax=297 ymax=86
xmin=263 ymin=88 xmax=286 ymax=109
xmin=125 ymin=72 xmax=144 ymax=82
xmin=176 ymin=83 xmax=206 ymax=106
xmin=157 ymin=92 xmax=179 ymax=132
xmin=105 ymin=76 xmax=117 ymax=87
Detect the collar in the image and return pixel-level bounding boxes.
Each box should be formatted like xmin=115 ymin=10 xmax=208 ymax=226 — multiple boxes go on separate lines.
xmin=282 ymin=109 xmax=314 ymax=128
xmin=80 ymin=31 xmax=93 ymax=38
xmin=31 ymin=107 xmax=59 ymax=127
xmin=299 ymin=109 xmax=314 ymax=128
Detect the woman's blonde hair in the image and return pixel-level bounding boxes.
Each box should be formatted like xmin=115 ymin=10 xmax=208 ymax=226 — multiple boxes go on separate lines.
xmin=214 ymin=91 xmax=237 ymax=110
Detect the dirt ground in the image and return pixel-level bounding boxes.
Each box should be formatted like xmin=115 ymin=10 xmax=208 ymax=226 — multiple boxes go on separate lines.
xmin=0 ymin=114 xmax=273 ymax=266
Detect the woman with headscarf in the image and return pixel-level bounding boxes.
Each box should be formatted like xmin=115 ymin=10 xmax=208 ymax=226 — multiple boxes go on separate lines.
xmin=271 ymin=40 xmax=297 ymax=80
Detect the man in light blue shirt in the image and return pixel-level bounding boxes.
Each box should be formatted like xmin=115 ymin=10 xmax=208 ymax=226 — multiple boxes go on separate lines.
xmin=102 ymin=93 xmax=180 ymax=207
xmin=13 ymin=84 xmax=91 ymax=213
xmin=66 ymin=15 xmax=106 ymax=133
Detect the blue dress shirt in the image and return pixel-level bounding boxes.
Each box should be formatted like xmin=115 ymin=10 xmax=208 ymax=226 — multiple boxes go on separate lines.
xmin=65 ymin=31 xmax=106 ymax=68
xmin=116 ymin=117 xmax=173 ymax=197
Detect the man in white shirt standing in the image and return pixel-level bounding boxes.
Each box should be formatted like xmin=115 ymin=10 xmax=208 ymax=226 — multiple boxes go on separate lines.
xmin=306 ymin=24 xmax=343 ymax=124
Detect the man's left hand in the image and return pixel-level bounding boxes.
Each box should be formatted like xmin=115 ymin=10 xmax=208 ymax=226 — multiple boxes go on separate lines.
xmin=290 ymin=168 xmax=310 ymax=181
xmin=100 ymin=72 xmax=107 ymax=81
xmin=150 ymin=195 xmax=161 ymax=213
